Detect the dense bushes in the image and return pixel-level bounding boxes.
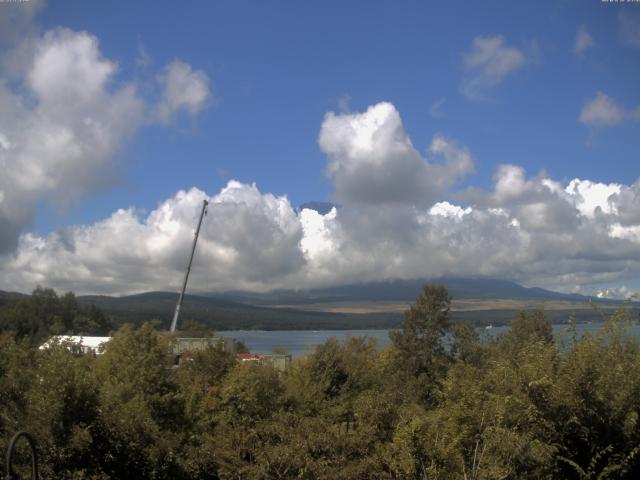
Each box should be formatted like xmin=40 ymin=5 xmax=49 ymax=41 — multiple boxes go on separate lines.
xmin=0 ymin=284 xmax=639 ymax=479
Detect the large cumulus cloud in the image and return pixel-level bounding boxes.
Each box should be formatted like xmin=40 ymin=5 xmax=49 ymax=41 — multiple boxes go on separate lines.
xmin=1 ymin=101 xmax=639 ymax=297
xmin=318 ymin=102 xmax=473 ymax=206
xmin=0 ymin=183 xmax=304 ymax=294
xmin=297 ymin=163 xmax=640 ymax=293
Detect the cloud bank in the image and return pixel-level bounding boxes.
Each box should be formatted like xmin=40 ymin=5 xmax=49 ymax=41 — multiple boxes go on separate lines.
xmin=2 ymin=101 xmax=639 ymax=296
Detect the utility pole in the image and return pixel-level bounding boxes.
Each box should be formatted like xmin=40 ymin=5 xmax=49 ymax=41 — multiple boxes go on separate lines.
xmin=170 ymin=199 xmax=208 ymax=333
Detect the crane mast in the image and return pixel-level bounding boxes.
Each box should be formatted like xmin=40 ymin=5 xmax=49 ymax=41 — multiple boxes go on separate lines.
xmin=170 ymin=199 xmax=208 ymax=333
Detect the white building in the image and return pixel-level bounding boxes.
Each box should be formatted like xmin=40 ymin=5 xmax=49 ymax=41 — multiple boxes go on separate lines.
xmin=39 ymin=335 xmax=111 ymax=355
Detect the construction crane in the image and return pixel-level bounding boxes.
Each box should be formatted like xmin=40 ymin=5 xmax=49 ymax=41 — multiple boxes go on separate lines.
xmin=170 ymin=199 xmax=208 ymax=333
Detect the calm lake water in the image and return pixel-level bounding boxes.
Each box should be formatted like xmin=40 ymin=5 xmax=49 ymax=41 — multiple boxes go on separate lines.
xmin=219 ymin=322 xmax=640 ymax=357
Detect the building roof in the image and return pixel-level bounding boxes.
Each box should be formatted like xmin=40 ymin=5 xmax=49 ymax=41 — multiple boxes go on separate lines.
xmin=237 ymin=353 xmax=262 ymax=360
xmin=40 ymin=335 xmax=112 ymax=350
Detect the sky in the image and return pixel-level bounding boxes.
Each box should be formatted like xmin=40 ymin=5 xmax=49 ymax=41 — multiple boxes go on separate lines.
xmin=0 ymin=0 xmax=639 ymax=298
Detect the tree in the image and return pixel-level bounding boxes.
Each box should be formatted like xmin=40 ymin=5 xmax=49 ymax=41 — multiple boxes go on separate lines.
xmin=0 ymin=287 xmax=112 ymax=341
xmin=389 ymin=284 xmax=451 ymax=405
xmin=92 ymin=323 xmax=187 ymax=479
xmin=73 ymin=303 xmax=113 ymax=335
xmin=0 ymin=286 xmax=60 ymax=342
xmin=499 ymin=309 xmax=553 ymax=355
xmin=0 ymin=335 xmax=36 ymax=452
xmin=450 ymin=321 xmax=482 ymax=365
xmin=178 ymin=319 xmax=215 ymax=338
xmin=24 ymin=342 xmax=101 ymax=479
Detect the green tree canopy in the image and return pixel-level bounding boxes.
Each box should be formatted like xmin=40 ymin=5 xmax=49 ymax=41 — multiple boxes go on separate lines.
xmin=389 ymin=283 xmax=452 ymax=405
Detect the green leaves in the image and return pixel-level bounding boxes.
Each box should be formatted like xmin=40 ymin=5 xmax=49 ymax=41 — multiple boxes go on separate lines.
xmin=1 ymin=287 xmax=640 ymax=479
xmin=389 ymin=284 xmax=452 ymax=406
xmin=0 ymin=287 xmax=113 ymax=343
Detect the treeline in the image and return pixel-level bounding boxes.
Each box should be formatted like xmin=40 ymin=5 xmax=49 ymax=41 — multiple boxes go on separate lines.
xmin=1 ymin=288 xmax=403 ymax=333
xmin=0 ymin=285 xmax=639 ymax=478
xmin=0 ymin=286 xmax=113 ymax=341
xmin=3 ymin=287 xmax=632 ymax=335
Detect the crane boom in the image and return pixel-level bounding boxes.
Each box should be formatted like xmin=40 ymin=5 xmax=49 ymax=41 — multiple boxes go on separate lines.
xmin=170 ymin=199 xmax=208 ymax=333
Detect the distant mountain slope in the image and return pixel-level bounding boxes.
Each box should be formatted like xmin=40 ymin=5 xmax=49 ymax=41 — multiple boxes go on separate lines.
xmin=0 ymin=290 xmax=28 ymax=307
xmin=76 ymin=291 xmax=400 ymax=331
xmin=75 ymin=286 xmax=636 ymax=330
xmin=2 ymin=277 xmax=633 ymax=332
xmin=219 ymin=277 xmax=604 ymax=306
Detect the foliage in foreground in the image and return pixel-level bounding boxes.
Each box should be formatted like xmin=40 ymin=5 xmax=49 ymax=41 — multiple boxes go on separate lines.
xmin=0 ymin=284 xmax=639 ymax=479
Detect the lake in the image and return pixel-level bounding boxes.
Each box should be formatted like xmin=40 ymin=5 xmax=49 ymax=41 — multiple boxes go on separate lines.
xmin=219 ymin=322 xmax=640 ymax=357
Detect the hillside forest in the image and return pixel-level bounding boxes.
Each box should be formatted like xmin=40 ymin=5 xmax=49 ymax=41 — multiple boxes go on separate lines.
xmin=0 ymin=284 xmax=639 ymax=479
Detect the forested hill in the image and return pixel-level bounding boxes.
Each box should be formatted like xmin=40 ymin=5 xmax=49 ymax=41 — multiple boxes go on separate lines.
xmin=75 ymin=291 xmax=400 ymax=330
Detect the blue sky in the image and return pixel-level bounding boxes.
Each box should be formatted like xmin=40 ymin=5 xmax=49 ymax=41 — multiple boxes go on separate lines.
xmin=1 ymin=0 xmax=639 ymax=296
xmin=34 ymin=0 xmax=639 ymax=226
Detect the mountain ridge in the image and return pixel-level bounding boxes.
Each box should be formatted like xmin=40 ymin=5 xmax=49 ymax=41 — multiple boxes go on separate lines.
xmin=1 ymin=278 xmax=633 ymax=331
xmin=216 ymin=277 xmax=613 ymax=306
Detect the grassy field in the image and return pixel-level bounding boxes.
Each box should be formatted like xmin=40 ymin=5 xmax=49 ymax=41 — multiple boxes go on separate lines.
xmin=269 ymin=298 xmax=615 ymax=314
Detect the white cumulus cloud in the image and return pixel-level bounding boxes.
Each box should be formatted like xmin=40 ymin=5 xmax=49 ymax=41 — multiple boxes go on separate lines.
xmin=2 ymin=101 xmax=640 ymax=297
xmin=596 ymin=286 xmax=639 ymax=300
xmin=0 ymin=182 xmax=304 ymax=295
xmin=156 ymin=60 xmax=211 ymax=123
xmin=318 ymin=102 xmax=473 ymax=207
xmin=565 ymin=179 xmax=621 ymax=218
xmin=429 ymin=201 xmax=472 ymax=220
xmin=0 ymin=26 xmax=211 ymax=254
xmin=28 ymin=29 xmax=117 ymax=107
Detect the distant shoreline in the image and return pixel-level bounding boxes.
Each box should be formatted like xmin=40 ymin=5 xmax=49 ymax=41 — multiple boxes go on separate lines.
xmin=217 ymin=322 xmax=640 ymax=357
